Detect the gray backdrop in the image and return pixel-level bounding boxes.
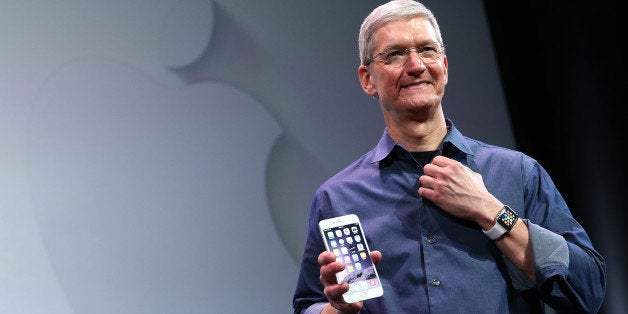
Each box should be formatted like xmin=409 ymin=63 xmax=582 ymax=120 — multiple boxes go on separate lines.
xmin=0 ymin=0 xmax=511 ymax=313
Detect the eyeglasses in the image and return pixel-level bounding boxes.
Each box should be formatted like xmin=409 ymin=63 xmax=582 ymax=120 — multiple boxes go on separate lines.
xmin=364 ymin=44 xmax=444 ymax=67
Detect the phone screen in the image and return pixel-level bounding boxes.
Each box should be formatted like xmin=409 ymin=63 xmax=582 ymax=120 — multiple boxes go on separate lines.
xmin=319 ymin=217 xmax=382 ymax=302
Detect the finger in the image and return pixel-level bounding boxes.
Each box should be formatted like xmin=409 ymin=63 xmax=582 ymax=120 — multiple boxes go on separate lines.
xmin=324 ymin=281 xmax=350 ymax=301
xmin=422 ymin=162 xmax=442 ymax=178
xmin=320 ymin=261 xmax=345 ymax=285
xmin=370 ymin=250 xmax=382 ymax=264
xmin=423 ymin=159 xmax=451 ymax=176
xmin=422 ymin=162 xmax=435 ymax=174
xmin=334 ymin=301 xmax=364 ymax=313
xmin=420 ymin=173 xmax=442 ymax=190
xmin=418 ymin=185 xmax=435 ymax=200
xmin=317 ymin=251 xmax=336 ymax=266
xmin=431 ymin=155 xmax=453 ymax=166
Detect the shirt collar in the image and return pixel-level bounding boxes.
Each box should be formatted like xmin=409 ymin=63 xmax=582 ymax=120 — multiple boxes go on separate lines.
xmin=370 ymin=118 xmax=474 ymax=164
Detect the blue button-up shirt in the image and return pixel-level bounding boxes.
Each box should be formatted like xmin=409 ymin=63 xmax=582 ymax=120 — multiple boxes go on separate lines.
xmin=293 ymin=119 xmax=606 ymax=313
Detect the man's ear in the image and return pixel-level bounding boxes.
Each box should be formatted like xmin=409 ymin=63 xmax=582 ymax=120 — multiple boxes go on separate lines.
xmin=358 ymin=65 xmax=377 ymax=97
xmin=442 ymin=55 xmax=448 ymax=85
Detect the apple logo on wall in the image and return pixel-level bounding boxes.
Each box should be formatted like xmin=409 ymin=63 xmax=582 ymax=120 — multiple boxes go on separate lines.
xmin=27 ymin=1 xmax=296 ymax=313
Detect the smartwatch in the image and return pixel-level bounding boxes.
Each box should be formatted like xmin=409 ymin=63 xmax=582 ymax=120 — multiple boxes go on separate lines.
xmin=483 ymin=205 xmax=519 ymax=240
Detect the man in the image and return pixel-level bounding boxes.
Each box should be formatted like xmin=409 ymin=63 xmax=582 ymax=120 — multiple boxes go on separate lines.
xmin=293 ymin=0 xmax=606 ymax=313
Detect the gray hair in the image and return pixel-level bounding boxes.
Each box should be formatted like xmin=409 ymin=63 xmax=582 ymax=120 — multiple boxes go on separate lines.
xmin=358 ymin=0 xmax=444 ymax=65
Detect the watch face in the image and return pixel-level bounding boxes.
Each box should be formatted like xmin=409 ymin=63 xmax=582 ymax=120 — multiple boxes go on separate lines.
xmin=497 ymin=206 xmax=518 ymax=230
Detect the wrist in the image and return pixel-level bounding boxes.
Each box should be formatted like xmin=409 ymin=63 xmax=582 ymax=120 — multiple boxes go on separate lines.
xmin=322 ymin=303 xmax=350 ymax=314
xmin=478 ymin=201 xmax=504 ymax=230
xmin=321 ymin=304 xmax=338 ymax=314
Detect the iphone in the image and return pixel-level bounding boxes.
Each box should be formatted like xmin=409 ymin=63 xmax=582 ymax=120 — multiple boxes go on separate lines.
xmin=318 ymin=214 xmax=383 ymax=303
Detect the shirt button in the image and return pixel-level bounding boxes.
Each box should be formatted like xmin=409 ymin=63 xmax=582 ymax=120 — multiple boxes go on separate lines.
xmin=432 ymin=278 xmax=441 ymax=287
xmin=427 ymin=236 xmax=436 ymax=244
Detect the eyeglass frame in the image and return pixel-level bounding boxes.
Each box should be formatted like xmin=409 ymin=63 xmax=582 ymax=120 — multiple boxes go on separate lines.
xmin=363 ymin=43 xmax=446 ymax=67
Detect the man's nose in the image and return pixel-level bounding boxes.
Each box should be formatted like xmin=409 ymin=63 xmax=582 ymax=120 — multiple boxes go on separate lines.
xmin=404 ymin=49 xmax=427 ymax=69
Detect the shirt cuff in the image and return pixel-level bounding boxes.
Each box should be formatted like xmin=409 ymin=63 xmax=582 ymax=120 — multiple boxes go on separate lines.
xmin=502 ymin=219 xmax=569 ymax=291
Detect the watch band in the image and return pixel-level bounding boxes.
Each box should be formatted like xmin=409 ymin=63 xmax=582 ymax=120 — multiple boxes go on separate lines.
xmin=483 ymin=219 xmax=508 ymax=240
xmin=483 ymin=205 xmax=518 ymax=240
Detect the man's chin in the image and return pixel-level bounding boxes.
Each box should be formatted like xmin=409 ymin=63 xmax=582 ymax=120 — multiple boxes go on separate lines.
xmin=402 ymin=96 xmax=441 ymax=109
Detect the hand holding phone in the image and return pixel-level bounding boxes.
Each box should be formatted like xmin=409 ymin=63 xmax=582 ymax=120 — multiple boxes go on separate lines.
xmin=318 ymin=214 xmax=384 ymax=303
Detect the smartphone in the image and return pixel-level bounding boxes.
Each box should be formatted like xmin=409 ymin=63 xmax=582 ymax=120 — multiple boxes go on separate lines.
xmin=318 ymin=214 xmax=383 ymax=303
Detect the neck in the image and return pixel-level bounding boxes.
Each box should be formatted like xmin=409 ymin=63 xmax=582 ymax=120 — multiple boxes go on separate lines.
xmin=385 ymin=111 xmax=448 ymax=152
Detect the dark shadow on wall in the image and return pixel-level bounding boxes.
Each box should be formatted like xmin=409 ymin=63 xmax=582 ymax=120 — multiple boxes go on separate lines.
xmin=483 ymin=1 xmax=627 ymax=313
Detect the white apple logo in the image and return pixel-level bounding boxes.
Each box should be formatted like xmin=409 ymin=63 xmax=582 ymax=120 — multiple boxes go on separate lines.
xmin=27 ymin=1 xmax=296 ymax=313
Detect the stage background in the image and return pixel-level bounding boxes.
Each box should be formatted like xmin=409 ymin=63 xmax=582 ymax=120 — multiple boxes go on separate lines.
xmin=0 ymin=0 xmax=621 ymax=313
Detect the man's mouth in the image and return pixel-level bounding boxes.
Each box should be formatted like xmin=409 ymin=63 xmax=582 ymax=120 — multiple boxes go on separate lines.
xmin=401 ymin=81 xmax=431 ymax=89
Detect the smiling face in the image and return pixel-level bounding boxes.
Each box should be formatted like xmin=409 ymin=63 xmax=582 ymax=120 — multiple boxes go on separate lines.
xmin=359 ymin=16 xmax=448 ymax=125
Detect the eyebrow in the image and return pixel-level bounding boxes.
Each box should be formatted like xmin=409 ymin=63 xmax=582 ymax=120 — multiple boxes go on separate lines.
xmin=378 ymin=40 xmax=440 ymax=51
